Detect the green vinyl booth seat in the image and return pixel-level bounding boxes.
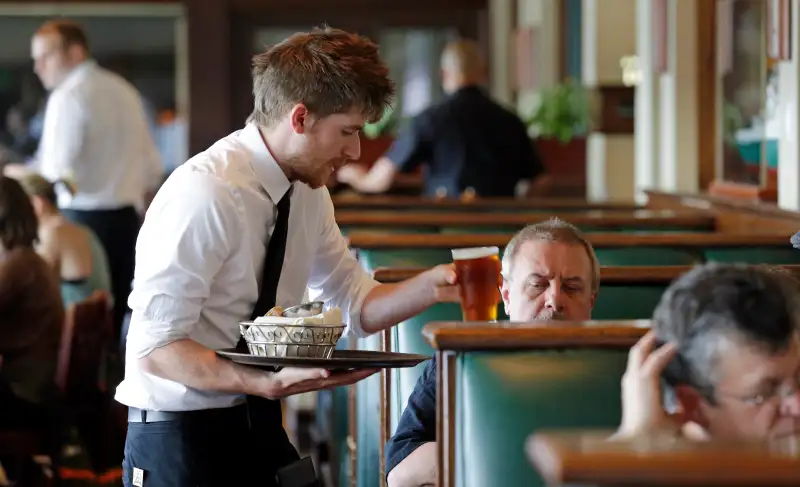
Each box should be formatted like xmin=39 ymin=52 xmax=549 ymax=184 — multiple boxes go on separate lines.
xmin=357 ymin=249 xmax=452 ymax=273
xmin=703 ymin=247 xmax=800 ymax=265
xmin=454 ymin=349 xmax=629 ymax=487
xmin=387 ymin=280 xmax=666 ymax=437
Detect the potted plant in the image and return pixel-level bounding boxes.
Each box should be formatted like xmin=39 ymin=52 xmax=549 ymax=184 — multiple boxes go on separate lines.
xmin=524 ymin=79 xmax=590 ymax=197
xmin=357 ymin=104 xmax=398 ymax=168
xmin=525 ymin=79 xmax=590 ymax=142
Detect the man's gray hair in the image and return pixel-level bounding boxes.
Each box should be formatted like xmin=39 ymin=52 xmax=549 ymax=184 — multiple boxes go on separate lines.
xmin=656 ymin=263 xmax=800 ymax=408
xmin=501 ymin=218 xmax=600 ymax=293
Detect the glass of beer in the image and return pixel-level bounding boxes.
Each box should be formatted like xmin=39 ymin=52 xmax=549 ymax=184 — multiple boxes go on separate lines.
xmin=451 ymin=246 xmax=501 ymax=321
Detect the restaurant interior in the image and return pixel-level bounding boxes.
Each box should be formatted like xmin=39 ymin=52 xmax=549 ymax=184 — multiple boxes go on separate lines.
xmin=1 ymin=0 xmax=800 ymax=486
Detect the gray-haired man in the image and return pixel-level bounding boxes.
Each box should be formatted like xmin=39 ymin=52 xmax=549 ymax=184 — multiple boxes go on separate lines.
xmin=617 ymin=263 xmax=800 ymax=442
xmin=385 ymin=218 xmax=599 ymax=487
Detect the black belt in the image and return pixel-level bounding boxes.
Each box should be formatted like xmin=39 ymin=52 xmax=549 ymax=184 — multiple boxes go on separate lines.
xmin=127 ymin=405 xmax=245 ymax=423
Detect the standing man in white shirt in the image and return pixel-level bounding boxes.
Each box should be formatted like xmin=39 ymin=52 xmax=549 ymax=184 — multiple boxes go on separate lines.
xmin=116 ymin=27 xmax=459 ymax=487
xmin=29 ymin=20 xmax=163 ymax=338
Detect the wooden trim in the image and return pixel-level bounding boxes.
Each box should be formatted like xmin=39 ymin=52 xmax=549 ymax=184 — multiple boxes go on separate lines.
xmin=697 ymin=0 xmax=717 ymax=191
xmin=707 ymin=180 xmax=778 ymax=203
xmin=557 ymin=0 xmax=566 ymax=81
xmin=349 ymin=231 xmax=792 ymax=250
xmin=332 ymin=195 xmax=639 ymax=211
xmin=372 ymin=265 xmax=800 ymax=284
xmin=645 ymin=189 xmax=800 ymax=220
xmin=646 ymin=189 xmax=800 ymax=234
xmin=436 ymin=351 xmax=457 ymax=487
xmin=378 ymin=328 xmax=391 ymax=487
xmin=230 ymin=0 xmax=487 ymax=10
xmin=422 ymin=321 xmax=651 ymax=351
xmin=336 ymin=210 xmax=714 ymax=229
xmin=528 ymin=431 xmax=800 ymax=486
xmin=187 ymin=0 xmax=231 ymax=155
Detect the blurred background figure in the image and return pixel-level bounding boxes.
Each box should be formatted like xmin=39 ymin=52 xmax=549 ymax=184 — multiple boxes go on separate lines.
xmin=26 ymin=19 xmax=163 ymax=338
xmin=337 ymin=39 xmax=546 ymax=199
xmin=0 ymin=175 xmax=64 ymax=480
xmin=18 ymin=172 xmax=112 ymax=309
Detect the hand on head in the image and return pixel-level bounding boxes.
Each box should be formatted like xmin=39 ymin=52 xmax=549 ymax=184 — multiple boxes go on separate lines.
xmin=616 ymin=330 xmax=688 ymax=439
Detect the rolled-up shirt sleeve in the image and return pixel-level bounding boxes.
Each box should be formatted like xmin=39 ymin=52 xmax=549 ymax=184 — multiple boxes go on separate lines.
xmin=126 ymin=169 xmax=241 ymax=358
xmin=36 ymin=90 xmax=87 ymax=185
xmin=306 ymin=189 xmax=378 ymax=338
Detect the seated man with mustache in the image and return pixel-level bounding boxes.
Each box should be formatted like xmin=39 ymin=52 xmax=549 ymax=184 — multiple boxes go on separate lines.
xmin=385 ymin=218 xmax=599 ymax=487
xmin=616 ymin=263 xmax=800 ymax=443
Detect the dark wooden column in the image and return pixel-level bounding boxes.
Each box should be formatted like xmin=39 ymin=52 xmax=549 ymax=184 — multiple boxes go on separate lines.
xmin=186 ymin=0 xmax=231 ymax=156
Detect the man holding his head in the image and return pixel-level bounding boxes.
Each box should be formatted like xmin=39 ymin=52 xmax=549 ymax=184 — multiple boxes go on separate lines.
xmin=337 ymin=39 xmax=546 ymax=198
xmin=386 ymin=218 xmax=598 ymax=487
xmin=21 ymin=20 xmax=163 ymax=336
xmin=617 ymin=264 xmax=800 ymax=443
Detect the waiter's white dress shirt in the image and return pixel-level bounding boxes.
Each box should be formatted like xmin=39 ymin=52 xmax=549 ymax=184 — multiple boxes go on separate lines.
xmin=115 ymin=123 xmax=379 ymax=411
xmin=35 ymin=60 xmax=163 ymax=210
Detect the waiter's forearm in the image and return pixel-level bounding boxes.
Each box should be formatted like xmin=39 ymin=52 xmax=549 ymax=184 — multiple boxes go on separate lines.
xmin=139 ymin=338 xmax=268 ymax=396
xmin=360 ymin=266 xmax=451 ymax=335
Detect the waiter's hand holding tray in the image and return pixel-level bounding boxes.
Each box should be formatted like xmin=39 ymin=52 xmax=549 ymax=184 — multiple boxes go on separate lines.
xmin=216 ymin=301 xmax=428 ymax=371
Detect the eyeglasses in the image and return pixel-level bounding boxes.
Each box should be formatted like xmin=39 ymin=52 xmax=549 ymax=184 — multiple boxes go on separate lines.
xmin=716 ymin=370 xmax=800 ymax=408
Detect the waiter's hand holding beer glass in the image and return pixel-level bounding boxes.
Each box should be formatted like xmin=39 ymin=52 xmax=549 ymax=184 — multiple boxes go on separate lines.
xmin=451 ymin=247 xmax=502 ymax=321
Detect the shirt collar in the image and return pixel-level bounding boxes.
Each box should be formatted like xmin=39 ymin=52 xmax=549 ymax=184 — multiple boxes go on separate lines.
xmin=239 ymin=123 xmax=292 ymax=204
xmin=57 ymin=59 xmax=96 ymax=93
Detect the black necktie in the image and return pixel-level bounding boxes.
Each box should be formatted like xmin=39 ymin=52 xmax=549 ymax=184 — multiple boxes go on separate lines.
xmin=236 ymin=186 xmax=292 ymax=349
xmin=252 ymin=186 xmax=292 ymax=320
xmin=239 ymin=185 xmax=301 ymax=479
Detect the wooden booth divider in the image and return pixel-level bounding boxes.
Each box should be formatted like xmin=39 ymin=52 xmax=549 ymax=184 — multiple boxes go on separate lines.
xmin=421 ymin=320 xmax=650 ymax=487
xmin=528 ymin=430 xmax=800 ymax=486
xmin=333 ymin=195 xmax=640 ymax=212
xmin=335 ymin=209 xmax=714 ymax=230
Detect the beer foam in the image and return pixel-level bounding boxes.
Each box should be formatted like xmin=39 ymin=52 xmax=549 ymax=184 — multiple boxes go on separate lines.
xmin=451 ymin=246 xmax=499 ymax=260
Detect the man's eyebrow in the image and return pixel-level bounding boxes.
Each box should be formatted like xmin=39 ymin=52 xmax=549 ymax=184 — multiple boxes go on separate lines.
xmin=527 ymin=273 xmax=550 ymax=281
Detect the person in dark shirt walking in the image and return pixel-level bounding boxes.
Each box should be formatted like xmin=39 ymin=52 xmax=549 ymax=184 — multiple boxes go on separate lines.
xmin=337 ymin=39 xmax=546 ymax=198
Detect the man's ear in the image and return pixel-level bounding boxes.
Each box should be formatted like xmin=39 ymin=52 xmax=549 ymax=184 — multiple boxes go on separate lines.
xmin=289 ymin=104 xmax=310 ymax=134
xmin=674 ymin=385 xmax=709 ymax=428
xmin=500 ymin=279 xmax=511 ymax=312
xmin=589 ymin=291 xmax=597 ymax=309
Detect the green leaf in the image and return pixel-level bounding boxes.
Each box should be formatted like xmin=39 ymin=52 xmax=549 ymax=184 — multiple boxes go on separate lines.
xmin=525 ymin=79 xmax=589 ymax=143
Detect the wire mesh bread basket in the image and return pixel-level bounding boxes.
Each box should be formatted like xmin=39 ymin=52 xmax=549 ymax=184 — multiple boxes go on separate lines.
xmin=239 ymin=322 xmax=345 ymax=358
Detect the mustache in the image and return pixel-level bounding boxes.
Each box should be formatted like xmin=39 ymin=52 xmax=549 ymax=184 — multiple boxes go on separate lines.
xmin=535 ymin=309 xmax=567 ymax=321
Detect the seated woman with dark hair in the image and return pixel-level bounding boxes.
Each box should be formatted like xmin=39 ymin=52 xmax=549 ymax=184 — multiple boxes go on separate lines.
xmin=0 ymin=175 xmax=64 ymax=429
xmin=17 ymin=173 xmax=111 ymax=308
